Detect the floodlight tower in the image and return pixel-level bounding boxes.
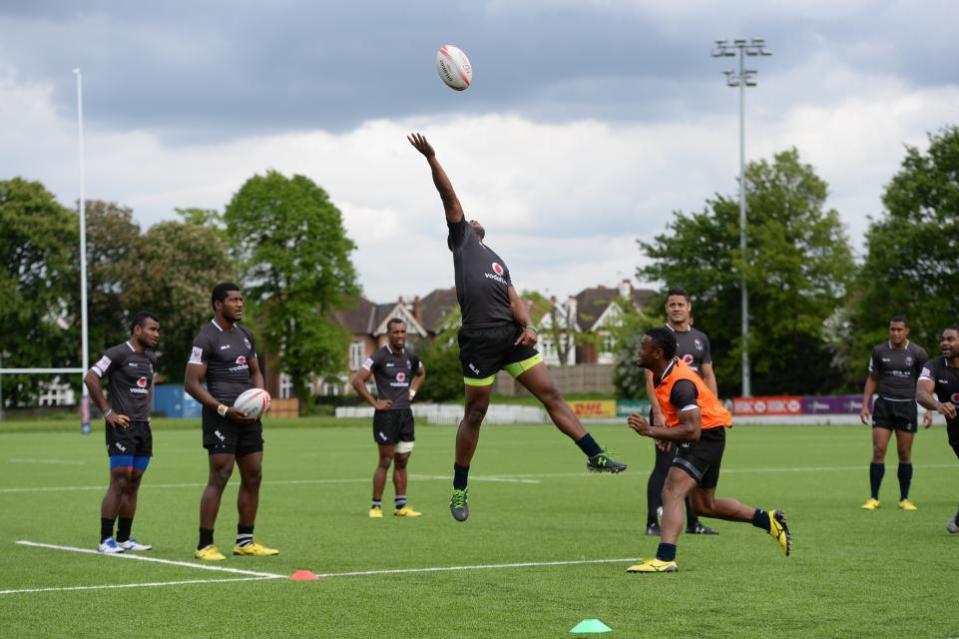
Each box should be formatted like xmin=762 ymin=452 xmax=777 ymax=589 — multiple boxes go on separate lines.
xmin=74 ymin=68 xmax=91 ymax=434
xmin=711 ymin=38 xmax=771 ymax=398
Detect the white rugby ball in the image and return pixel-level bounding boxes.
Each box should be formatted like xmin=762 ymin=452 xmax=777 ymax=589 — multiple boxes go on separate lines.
xmin=234 ymin=388 xmax=271 ymax=419
xmin=436 ymin=45 xmax=472 ymax=91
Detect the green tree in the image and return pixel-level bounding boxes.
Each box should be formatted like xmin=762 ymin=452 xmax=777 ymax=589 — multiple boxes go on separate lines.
xmin=414 ymin=310 xmax=464 ymax=403
xmin=0 ymin=178 xmax=80 ymax=406
xmin=224 ymin=171 xmax=360 ymax=399
xmin=638 ymin=148 xmax=855 ymax=396
xmin=611 ymin=300 xmax=658 ymax=399
xmin=124 ymin=220 xmax=237 ymax=382
xmin=854 ymin=125 xmax=959 ymax=365
xmin=79 ymin=200 xmax=143 ymax=355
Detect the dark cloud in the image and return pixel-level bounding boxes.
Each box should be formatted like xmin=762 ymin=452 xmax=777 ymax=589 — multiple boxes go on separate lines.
xmin=0 ymin=1 xmax=955 ymax=143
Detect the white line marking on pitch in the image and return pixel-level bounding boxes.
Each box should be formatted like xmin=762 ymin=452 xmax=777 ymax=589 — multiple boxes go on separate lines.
xmin=0 ymin=474 xmax=539 ymax=494
xmin=314 ymin=557 xmax=640 ymax=579
xmin=0 ymin=576 xmax=273 ymax=597
xmin=15 ymin=541 xmax=287 ymax=579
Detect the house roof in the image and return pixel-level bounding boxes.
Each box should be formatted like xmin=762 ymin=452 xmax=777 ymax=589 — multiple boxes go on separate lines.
xmin=420 ymin=287 xmax=458 ymax=333
xmin=574 ymin=285 xmax=655 ymax=331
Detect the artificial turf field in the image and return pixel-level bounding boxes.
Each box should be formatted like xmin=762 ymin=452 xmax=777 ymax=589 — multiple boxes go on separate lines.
xmin=1 ymin=418 xmax=957 ymax=638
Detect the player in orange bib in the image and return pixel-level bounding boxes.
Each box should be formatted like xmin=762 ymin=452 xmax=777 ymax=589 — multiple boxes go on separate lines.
xmin=625 ymin=327 xmax=792 ymax=573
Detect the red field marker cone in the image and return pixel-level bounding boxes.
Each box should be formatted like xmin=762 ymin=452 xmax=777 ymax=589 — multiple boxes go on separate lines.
xmin=290 ymin=570 xmax=319 ymax=581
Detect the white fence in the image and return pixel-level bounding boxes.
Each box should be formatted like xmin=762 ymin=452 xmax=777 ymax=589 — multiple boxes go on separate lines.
xmin=335 ymin=403 xmax=548 ymax=425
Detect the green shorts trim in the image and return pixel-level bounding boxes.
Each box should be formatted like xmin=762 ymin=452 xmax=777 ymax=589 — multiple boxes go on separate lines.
xmin=504 ymin=353 xmax=544 ymax=378
xmin=463 ymin=374 xmax=496 ymax=387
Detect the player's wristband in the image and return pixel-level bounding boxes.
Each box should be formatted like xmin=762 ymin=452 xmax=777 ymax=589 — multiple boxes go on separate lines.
xmin=103 ymin=409 xmax=113 ymax=418
xmin=409 ymin=389 xmax=417 ymax=400
xmin=217 ymin=404 xmax=228 ymax=417
xmin=525 ymin=325 xmax=538 ymax=333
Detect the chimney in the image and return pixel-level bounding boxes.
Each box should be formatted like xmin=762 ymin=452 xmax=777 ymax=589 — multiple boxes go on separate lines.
xmin=550 ymin=295 xmax=558 ymax=304
xmin=413 ymin=295 xmax=424 ymax=323
xmin=619 ymin=279 xmax=631 ymax=298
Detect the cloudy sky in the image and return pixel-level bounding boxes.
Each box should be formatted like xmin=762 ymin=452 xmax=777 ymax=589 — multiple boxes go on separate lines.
xmin=2 ymin=1 xmax=957 ymax=302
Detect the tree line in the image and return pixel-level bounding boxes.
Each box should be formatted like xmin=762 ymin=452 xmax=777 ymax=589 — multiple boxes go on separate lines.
xmin=2 ymin=126 xmax=956 ymax=405
xmin=624 ymin=125 xmax=959 ymax=398
xmin=0 ymin=171 xmax=358 ymax=406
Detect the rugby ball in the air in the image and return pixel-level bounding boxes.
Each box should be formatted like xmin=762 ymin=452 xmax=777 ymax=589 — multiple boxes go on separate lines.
xmin=234 ymin=388 xmax=271 ymax=419
xmin=436 ymin=45 xmax=472 ymax=91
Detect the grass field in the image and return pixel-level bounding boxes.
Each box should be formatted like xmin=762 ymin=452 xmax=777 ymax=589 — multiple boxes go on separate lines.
xmin=1 ymin=418 xmax=957 ymax=638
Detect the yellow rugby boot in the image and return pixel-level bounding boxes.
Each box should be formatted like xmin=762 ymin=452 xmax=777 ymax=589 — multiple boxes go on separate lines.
xmin=626 ymin=559 xmax=678 ymax=573
xmin=769 ymin=510 xmax=792 ymax=556
xmin=233 ymin=541 xmax=279 ymax=556
xmin=898 ymin=499 xmax=918 ymax=511
xmin=394 ymin=505 xmax=422 ymax=518
xmin=369 ymin=506 xmax=384 ymax=518
xmin=194 ymin=545 xmax=226 ymax=561
xmin=861 ymin=498 xmax=880 ymax=510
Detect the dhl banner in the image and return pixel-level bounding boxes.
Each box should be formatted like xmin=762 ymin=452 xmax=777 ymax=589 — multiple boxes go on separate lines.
xmin=568 ymin=400 xmax=617 ymax=418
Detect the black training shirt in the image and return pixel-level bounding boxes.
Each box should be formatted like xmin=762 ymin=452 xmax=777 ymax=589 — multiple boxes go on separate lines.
xmin=363 ymin=346 xmax=422 ymax=410
xmin=448 ymin=217 xmax=514 ymax=328
xmin=90 ymin=341 xmax=157 ymax=421
xmin=668 ymin=325 xmax=712 ymax=377
xmin=869 ymin=341 xmax=927 ymax=400
xmin=920 ymin=356 xmax=959 ymax=428
xmin=188 ymin=320 xmax=258 ymax=405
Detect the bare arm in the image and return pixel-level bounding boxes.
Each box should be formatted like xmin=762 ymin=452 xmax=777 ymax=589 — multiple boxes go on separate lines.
xmin=84 ymin=370 xmax=129 ymax=428
xmin=184 ymin=361 xmax=253 ymax=423
xmin=917 ymin=378 xmax=956 ymax=420
xmin=861 ymin=374 xmax=878 ymax=425
xmin=351 ymin=367 xmax=391 ymax=411
xmin=628 ymin=408 xmax=702 ymax=444
xmin=701 ymin=362 xmax=719 ymax=397
xmin=408 ymin=133 xmax=464 ymax=224
xmin=508 ymin=286 xmax=538 ymax=347
xmin=645 ymin=369 xmax=665 ymax=426
xmin=410 ymin=365 xmax=426 ymax=396
xmin=248 ymin=357 xmax=265 ymax=390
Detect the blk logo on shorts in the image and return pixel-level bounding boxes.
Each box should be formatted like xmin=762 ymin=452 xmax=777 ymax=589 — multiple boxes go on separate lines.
xmin=491 ymin=262 xmax=504 ymax=276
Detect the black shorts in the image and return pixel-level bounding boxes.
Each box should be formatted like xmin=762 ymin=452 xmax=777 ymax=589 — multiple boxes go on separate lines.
xmin=458 ymin=324 xmax=541 ymax=386
xmin=373 ymin=409 xmax=414 ymax=445
xmin=872 ymin=397 xmax=918 ymax=432
xmin=105 ymin=420 xmax=152 ymax=457
xmin=948 ymin=423 xmax=959 ymax=460
xmin=202 ymin=407 xmax=263 ymax=457
xmin=671 ymin=427 xmax=727 ymax=489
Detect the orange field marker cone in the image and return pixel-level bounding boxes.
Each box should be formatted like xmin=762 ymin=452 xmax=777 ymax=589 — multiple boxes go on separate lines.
xmin=289 ymin=570 xmax=319 ymax=581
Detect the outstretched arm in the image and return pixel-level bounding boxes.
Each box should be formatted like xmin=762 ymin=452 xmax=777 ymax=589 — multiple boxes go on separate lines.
xmin=408 ymin=133 xmax=464 ymax=224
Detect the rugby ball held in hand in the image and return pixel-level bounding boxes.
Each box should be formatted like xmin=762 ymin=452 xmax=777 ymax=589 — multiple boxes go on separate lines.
xmin=436 ymin=45 xmax=472 ymax=91
xmin=234 ymin=388 xmax=271 ymax=419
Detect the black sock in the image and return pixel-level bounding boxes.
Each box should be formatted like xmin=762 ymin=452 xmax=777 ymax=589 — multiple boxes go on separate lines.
xmin=869 ymin=463 xmax=885 ymax=500
xmin=236 ymin=524 xmax=254 ymax=548
xmin=100 ymin=517 xmax=115 ymax=542
xmin=897 ymin=463 xmax=913 ymax=501
xmin=655 ymin=542 xmax=676 ymax=562
xmin=954 ymin=508 xmax=959 ymax=525
xmin=751 ymin=509 xmax=771 ymax=532
xmin=371 ymin=499 xmax=382 ymax=509
xmin=685 ymin=496 xmax=699 ymax=530
xmin=198 ymin=528 xmax=214 ymax=550
xmin=116 ymin=517 xmax=133 ymax=543
xmin=395 ymin=496 xmax=407 ymax=509
xmin=575 ymin=433 xmax=603 ymax=458
xmin=453 ymin=464 xmax=470 ymax=491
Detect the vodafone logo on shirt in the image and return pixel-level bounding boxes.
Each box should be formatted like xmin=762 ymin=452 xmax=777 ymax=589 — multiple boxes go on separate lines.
xmin=491 ymin=262 xmax=504 ymax=276
xmin=229 ymin=354 xmax=250 ymax=373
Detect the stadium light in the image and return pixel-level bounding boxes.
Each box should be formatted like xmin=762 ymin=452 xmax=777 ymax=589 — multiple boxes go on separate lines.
xmin=711 ymin=38 xmax=771 ymax=398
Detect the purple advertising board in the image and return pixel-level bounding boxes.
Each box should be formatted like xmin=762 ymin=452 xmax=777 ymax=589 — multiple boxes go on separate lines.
xmin=800 ymin=395 xmax=864 ymax=415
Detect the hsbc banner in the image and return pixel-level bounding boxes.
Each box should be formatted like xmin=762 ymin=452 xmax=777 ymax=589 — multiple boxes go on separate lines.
xmin=733 ymin=396 xmax=803 ymax=416
xmin=801 ymin=395 xmax=863 ymax=415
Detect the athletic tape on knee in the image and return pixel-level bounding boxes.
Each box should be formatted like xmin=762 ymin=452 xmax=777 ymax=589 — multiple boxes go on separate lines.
xmin=395 ymin=440 xmax=415 ymax=454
